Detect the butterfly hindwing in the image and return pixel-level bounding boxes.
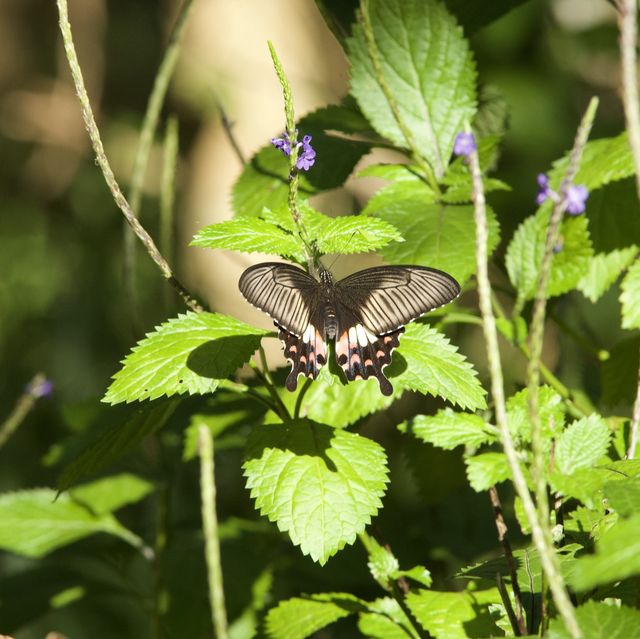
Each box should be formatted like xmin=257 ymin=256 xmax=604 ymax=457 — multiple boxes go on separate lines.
xmin=278 ymin=315 xmax=328 ymax=392
xmin=335 ymin=265 xmax=460 ymax=334
xmin=334 ymin=305 xmax=402 ymax=396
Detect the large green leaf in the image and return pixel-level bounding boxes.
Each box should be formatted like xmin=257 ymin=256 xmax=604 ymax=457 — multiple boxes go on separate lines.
xmin=0 ymin=488 xmax=142 ymax=558
xmin=190 ymin=218 xmax=305 ymax=261
xmin=358 ymin=598 xmax=418 ymax=639
xmin=104 ymin=312 xmax=267 ymax=404
xmin=243 ymin=420 xmax=389 ymax=564
xmin=604 ymin=476 xmax=640 ymax=517
xmin=405 ymin=588 xmax=501 ymax=639
xmin=58 ymin=401 xmax=178 ymax=491
xmin=398 ymin=408 xmax=498 ymax=449
xmin=577 ymin=246 xmax=638 ymax=303
xmin=506 ymin=210 xmax=594 ymax=303
xmin=69 ymin=473 xmax=154 ymax=515
xmin=555 ymin=415 xmax=611 ymax=476
xmin=548 ymin=601 xmax=640 ymax=639
xmin=348 ymin=0 xmax=476 ymax=177
xmin=389 ymin=323 xmax=487 ymax=410
xmin=368 ymin=201 xmax=500 ymax=284
xmin=265 ymin=593 xmax=366 ymax=639
xmin=601 ymin=336 xmax=640 ymax=406
xmin=620 ymin=259 xmax=640 ymax=329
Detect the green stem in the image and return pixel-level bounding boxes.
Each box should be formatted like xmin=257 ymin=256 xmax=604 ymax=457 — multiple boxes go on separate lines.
xmin=198 ymin=425 xmax=229 ymax=639
xmin=217 ymin=379 xmax=280 ymax=414
xmin=56 ymin=0 xmax=204 ymax=313
xmin=251 ymin=347 xmax=291 ymax=421
xmin=267 ymin=42 xmax=316 ymax=271
xmin=527 ymin=97 xmax=597 ymax=528
xmin=160 ymin=116 xmax=179 ymax=311
xmin=125 ymin=0 xmax=196 ymax=320
xmin=467 ymin=123 xmax=582 ymax=639
xmin=294 ymin=377 xmax=313 ymax=419
xmin=359 ymin=0 xmax=441 ymax=193
xmin=0 ymin=373 xmax=49 ymax=450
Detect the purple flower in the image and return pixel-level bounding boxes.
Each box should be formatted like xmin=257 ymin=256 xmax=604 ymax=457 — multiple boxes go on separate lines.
xmin=25 ymin=378 xmax=54 ymax=399
xmin=296 ymin=135 xmax=316 ymax=171
xmin=565 ymin=184 xmax=589 ymax=215
xmin=271 ymin=133 xmax=291 ymax=156
xmin=536 ymin=173 xmax=551 ymax=205
xmin=453 ymin=132 xmax=477 ymax=157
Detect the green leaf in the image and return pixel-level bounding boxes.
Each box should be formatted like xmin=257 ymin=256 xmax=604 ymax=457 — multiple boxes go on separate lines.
xmin=555 ymin=415 xmax=611 ymax=475
xmin=265 ymin=593 xmax=366 ymax=639
xmin=69 ymin=473 xmax=154 ymax=515
xmin=577 ymin=246 xmax=638 ymax=302
xmin=368 ymin=201 xmax=500 ymax=284
xmin=549 ymin=599 xmax=640 ymax=638
xmin=506 ymin=385 xmax=565 ymax=444
xmin=359 ymin=164 xmax=438 ymax=211
xmin=620 ymin=259 xmax=640 ymax=329
xmin=398 ymin=408 xmax=497 ymax=449
xmin=444 ymin=0 xmax=531 ymax=34
xmin=389 ymin=323 xmax=487 ymax=411
xmin=0 ymin=489 xmax=142 ymax=558
xmin=243 ymin=420 xmax=389 ymax=564
xmin=465 ymin=452 xmax=510 ymax=492
xmin=298 ymin=369 xmax=396 ymax=428
xmin=506 ymin=210 xmax=594 ymax=303
xmin=358 ymin=598 xmax=419 ymax=639
xmin=58 ymin=401 xmax=178 ymax=491
xmin=348 ymin=0 xmax=476 ymax=177
xmin=190 ymin=218 xmax=305 ymax=261
xmin=604 ymin=477 xmax=640 ymax=516
xmin=601 ymin=337 xmax=640 ymax=406
xmin=405 ymin=588 xmax=501 ymax=639
xmin=104 ymin=312 xmax=267 ymax=404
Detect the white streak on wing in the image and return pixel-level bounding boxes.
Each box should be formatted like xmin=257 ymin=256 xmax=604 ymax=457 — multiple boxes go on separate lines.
xmin=356 ymin=324 xmax=369 ymax=347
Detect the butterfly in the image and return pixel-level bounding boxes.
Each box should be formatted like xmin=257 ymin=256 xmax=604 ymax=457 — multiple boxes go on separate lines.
xmin=239 ymin=263 xmax=460 ymax=396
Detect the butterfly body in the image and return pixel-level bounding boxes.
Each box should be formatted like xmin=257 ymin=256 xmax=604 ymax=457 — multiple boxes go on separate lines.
xmin=239 ymin=262 xmax=460 ymax=396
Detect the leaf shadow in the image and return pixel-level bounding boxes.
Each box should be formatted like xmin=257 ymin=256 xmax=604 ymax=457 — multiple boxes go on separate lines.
xmin=186 ymin=336 xmax=261 ymax=379
xmin=244 ymin=420 xmax=339 ymax=473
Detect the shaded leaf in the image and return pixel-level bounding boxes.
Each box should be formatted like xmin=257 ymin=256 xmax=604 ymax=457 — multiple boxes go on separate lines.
xmin=548 ymin=600 xmax=640 ymax=638
xmin=243 ymin=420 xmax=389 ymax=564
xmin=0 ymin=489 xmax=142 ymax=558
xmin=506 ymin=385 xmax=565 ymax=444
xmin=69 ymin=473 xmax=154 ymax=515
xmin=604 ymin=477 xmax=640 ymax=516
xmin=601 ymin=337 xmax=640 ymax=406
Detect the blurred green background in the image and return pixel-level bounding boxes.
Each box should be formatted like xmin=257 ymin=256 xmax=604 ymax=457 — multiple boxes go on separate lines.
xmin=0 ymin=1 xmax=631 ymax=637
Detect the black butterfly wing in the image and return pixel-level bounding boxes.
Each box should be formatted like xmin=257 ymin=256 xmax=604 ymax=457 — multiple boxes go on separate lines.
xmin=238 ymin=262 xmax=327 ymax=391
xmin=334 ymin=265 xmax=461 ymax=335
xmin=332 ymin=266 xmax=460 ymax=395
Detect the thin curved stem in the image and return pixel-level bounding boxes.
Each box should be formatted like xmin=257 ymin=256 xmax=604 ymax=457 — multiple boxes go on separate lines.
xmin=294 ymin=377 xmax=313 ymax=419
xmin=56 ymin=0 xmax=204 ymax=313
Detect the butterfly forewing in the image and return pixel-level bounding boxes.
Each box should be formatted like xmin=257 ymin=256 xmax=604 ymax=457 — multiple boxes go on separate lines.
xmin=335 ymin=265 xmax=460 ymax=335
xmin=238 ymin=262 xmax=320 ymax=336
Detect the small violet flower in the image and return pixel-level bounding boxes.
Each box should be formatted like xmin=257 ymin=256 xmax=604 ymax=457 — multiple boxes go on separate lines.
xmin=25 ymin=378 xmax=54 ymax=399
xmin=535 ymin=173 xmax=588 ymax=215
xmin=271 ymin=132 xmax=316 ymax=171
xmin=453 ymin=132 xmax=477 ymax=157
xmin=565 ymin=184 xmax=589 ymax=215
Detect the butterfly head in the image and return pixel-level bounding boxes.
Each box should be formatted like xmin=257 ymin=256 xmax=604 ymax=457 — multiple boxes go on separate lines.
xmin=319 ymin=267 xmax=333 ymax=287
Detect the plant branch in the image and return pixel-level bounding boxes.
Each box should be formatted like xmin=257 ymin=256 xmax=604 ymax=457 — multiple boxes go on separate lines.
xmin=294 ymin=377 xmax=313 ymax=419
xmin=617 ymin=0 xmax=640 ymax=460
xmin=467 ymin=125 xmax=582 ymax=639
xmin=488 ymin=486 xmax=526 ymax=635
xmin=198 ymin=425 xmax=229 ymax=639
xmin=56 ymin=0 xmax=204 ymax=313
xmin=0 ymin=374 xmax=51 ymax=450
xmin=217 ymin=100 xmax=247 ymax=165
